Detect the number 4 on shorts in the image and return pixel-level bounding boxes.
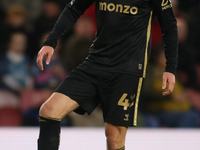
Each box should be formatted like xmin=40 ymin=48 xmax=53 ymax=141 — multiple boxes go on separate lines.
xmin=118 ymin=93 xmax=135 ymax=110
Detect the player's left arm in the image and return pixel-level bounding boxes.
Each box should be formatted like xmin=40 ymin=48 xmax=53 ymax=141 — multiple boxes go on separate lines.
xmin=151 ymin=0 xmax=178 ymax=96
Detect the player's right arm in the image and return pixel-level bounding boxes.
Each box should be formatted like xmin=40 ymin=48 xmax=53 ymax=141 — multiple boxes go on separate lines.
xmin=36 ymin=0 xmax=95 ymax=70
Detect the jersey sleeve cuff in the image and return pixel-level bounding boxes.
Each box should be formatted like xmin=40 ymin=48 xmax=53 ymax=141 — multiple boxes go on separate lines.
xmin=43 ymin=38 xmax=57 ymax=49
xmin=165 ymin=66 xmax=176 ymax=75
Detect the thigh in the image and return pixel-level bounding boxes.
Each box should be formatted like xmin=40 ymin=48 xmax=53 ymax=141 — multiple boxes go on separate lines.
xmin=101 ymin=74 xmax=144 ymax=126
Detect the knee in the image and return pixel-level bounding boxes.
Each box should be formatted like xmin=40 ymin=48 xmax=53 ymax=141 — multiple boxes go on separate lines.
xmin=39 ymin=102 xmax=53 ymax=117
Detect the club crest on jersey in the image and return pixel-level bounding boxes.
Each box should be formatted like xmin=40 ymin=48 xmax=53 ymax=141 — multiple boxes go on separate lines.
xmin=99 ymin=2 xmax=138 ymax=15
xmin=161 ymin=0 xmax=172 ymax=10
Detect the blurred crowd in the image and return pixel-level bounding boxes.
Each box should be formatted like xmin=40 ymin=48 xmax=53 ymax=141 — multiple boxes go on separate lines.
xmin=0 ymin=0 xmax=199 ymax=128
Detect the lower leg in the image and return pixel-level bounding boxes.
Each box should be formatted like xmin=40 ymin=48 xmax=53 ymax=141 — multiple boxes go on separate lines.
xmin=38 ymin=116 xmax=61 ymax=150
xmin=38 ymin=92 xmax=79 ymax=150
xmin=105 ymin=122 xmax=128 ymax=150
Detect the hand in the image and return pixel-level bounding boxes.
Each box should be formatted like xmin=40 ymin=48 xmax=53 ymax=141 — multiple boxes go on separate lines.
xmin=162 ymin=72 xmax=175 ymax=96
xmin=37 ymin=46 xmax=54 ymax=71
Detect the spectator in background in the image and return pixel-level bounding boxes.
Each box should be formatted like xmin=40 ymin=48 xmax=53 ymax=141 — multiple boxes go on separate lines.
xmin=5 ymin=5 xmax=26 ymax=30
xmin=0 ymin=32 xmax=33 ymax=126
xmin=186 ymin=2 xmax=200 ymax=64
xmin=34 ymin=0 xmax=61 ymax=37
xmin=0 ymin=32 xmax=33 ymax=94
xmin=0 ymin=0 xmax=42 ymax=23
xmin=176 ymin=17 xmax=198 ymax=89
xmin=62 ymin=16 xmax=95 ymax=71
xmin=180 ymin=1 xmax=200 ymax=123
xmin=140 ymin=48 xmax=199 ymax=128
xmin=0 ymin=5 xmax=27 ymax=53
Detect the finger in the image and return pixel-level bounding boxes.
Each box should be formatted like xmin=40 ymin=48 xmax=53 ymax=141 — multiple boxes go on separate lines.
xmin=37 ymin=57 xmax=43 ymax=71
xmin=168 ymin=79 xmax=175 ymax=93
xmin=162 ymin=79 xmax=175 ymax=96
xmin=162 ymin=89 xmax=170 ymax=96
xmin=37 ymin=52 xmax=44 ymax=71
xmin=46 ymin=52 xmax=53 ymax=65
xmin=162 ymin=76 xmax=167 ymax=89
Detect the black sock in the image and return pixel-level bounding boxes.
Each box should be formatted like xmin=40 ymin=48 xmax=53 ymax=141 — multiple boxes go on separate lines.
xmin=38 ymin=116 xmax=61 ymax=150
xmin=116 ymin=146 xmax=125 ymax=150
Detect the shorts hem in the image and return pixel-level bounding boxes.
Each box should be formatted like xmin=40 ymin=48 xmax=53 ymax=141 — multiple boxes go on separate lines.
xmin=53 ymin=91 xmax=94 ymax=115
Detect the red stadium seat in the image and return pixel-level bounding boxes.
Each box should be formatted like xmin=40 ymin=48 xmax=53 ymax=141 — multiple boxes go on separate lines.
xmin=0 ymin=107 xmax=21 ymax=126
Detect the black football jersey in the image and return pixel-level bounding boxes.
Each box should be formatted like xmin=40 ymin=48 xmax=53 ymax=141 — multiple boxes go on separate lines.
xmin=44 ymin=0 xmax=178 ymax=77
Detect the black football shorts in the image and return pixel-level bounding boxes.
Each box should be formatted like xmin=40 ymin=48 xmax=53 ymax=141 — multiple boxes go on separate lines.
xmin=55 ymin=63 xmax=144 ymax=126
